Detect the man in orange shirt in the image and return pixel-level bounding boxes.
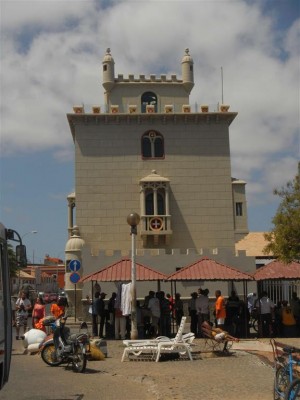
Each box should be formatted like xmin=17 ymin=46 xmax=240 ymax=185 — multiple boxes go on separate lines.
xmin=215 ymin=290 xmax=226 ymax=329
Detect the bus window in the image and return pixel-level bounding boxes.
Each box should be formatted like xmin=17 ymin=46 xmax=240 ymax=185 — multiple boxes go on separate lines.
xmin=0 ymin=234 xmax=11 ymax=390
xmin=0 ymin=223 xmax=25 ymax=390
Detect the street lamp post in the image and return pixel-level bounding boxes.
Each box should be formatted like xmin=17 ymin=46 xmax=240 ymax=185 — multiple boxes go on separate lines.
xmin=127 ymin=212 xmax=140 ymax=340
xmin=21 ymin=230 xmax=38 ymax=241
xmin=21 ymin=230 xmax=38 ymax=264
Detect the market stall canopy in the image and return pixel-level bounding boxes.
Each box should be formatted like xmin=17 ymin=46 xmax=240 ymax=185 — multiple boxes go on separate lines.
xmin=167 ymin=257 xmax=254 ymax=281
xmin=79 ymin=258 xmax=168 ymax=282
xmin=253 ymin=260 xmax=300 ymax=281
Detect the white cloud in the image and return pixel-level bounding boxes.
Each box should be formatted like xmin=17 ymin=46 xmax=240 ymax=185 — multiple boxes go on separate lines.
xmin=1 ymin=0 xmax=299 ymax=212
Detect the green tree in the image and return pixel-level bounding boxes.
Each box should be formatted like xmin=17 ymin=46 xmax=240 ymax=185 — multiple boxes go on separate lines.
xmin=264 ymin=163 xmax=300 ymax=263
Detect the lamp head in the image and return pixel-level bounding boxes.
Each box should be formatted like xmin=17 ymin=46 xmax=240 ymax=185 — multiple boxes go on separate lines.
xmin=127 ymin=212 xmax=140 ymax=227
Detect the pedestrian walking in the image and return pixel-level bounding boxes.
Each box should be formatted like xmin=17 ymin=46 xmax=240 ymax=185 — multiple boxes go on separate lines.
xmin=15 ymin=291 xmax=32 ymax=339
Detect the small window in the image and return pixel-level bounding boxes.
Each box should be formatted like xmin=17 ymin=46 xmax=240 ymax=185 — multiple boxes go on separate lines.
xmin=141 ymin=92 xmax=157 ymax=113
xmin=142 ymin=131 xmax=164 ymax=159
xmin=103 ymin=65 xmax=107 ymax=71
xmin=236 ymin=202 xmax=243 ymax=216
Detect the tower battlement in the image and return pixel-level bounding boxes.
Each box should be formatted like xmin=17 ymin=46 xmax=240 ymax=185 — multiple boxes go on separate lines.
xmin=115 ymin=73 xmax=182 ymax=83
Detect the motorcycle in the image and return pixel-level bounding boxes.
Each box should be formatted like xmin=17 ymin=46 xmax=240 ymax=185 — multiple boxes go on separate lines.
xmin=39 ymin=315 xmax=90 ymax=373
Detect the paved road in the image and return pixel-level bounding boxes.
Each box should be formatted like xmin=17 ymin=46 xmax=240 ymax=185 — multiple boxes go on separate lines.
xmin=0 ymin=333 xmax=277 ymax=400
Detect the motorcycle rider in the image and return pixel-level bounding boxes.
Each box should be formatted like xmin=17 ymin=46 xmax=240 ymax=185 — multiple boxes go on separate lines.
xmin=51 ymin=296 xmax=68 ymax=319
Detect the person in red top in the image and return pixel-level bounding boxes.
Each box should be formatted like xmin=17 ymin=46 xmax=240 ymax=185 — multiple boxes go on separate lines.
xmin=32 ymin=296 xmax=46 ymax=332
xmin=215 ymin=290 xmax=226 ymax=329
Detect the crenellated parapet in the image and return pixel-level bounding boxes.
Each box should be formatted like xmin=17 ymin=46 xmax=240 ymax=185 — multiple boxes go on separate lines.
xmin=67 ymin=111 xmax=237 ymax=141
xmin=84 ymin=246 xmax=248 ymax=258
xmin=114 ymin=73 xmax=183 ymax=83
xmin=81 ymin=246 xmax=254 ymax=272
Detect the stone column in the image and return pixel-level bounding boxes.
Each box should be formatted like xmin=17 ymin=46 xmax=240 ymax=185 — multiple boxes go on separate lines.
xmin=65 ymin=226 xmax=85 ymax=319
xmin=67 ymin=193 xmax=76 ymax=239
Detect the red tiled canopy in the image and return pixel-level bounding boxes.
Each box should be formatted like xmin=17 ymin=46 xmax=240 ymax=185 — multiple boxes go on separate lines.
xmin=253 ymin=260 xmax=300 ymax=280
xmin=167 ymin=257 xmax=254 ymax=281
xmin=79 ymin=258 xmax=168 ymax=282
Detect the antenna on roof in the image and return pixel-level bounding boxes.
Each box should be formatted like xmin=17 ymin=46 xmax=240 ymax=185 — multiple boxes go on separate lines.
xmin=221 ymin=67 xmax=224 ymax=104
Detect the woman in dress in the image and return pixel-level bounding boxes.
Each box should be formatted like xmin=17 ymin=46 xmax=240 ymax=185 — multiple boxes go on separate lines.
xmin=31 ymin=296 xmax=46 ymax=332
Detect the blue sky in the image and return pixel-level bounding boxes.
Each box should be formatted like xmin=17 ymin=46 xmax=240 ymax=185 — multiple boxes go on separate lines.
xmin=1 ymin=0 xmax=299 ymax=263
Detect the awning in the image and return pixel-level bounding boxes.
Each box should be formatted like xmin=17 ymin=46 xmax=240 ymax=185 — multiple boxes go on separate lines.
xmin=167 ymin=257 xmax=254 ymax=281
xmin=79 ymin=258 xmax=168 ymax=282
xmin=253 ymin=260 xmax=300 ymax=280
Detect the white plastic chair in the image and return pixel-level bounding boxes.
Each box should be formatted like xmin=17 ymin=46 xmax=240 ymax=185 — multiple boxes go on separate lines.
xmin=121 ymin=317 xmax=194 ymax=362
xmin=123 ymin=316 xmax=192 ymax=345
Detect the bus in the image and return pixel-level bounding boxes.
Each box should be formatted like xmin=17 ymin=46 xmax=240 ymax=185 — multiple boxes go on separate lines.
xmin=0 ymin=223 xmax=26 ymax=390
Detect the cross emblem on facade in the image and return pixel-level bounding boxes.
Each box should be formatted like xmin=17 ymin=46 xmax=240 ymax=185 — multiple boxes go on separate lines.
xmin=150 ymin=217 xmax=163 ymax=231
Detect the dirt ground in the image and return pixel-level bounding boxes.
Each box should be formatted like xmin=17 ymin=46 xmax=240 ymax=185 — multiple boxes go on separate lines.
xmin=3 ymin=328 xmax=299 ymax=400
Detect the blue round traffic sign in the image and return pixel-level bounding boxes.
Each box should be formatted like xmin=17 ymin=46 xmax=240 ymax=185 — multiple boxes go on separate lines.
xmin=70 ymin=272 xmax=81 ymax=284
xmin=69 ymin=259 xmax=81 ymax=272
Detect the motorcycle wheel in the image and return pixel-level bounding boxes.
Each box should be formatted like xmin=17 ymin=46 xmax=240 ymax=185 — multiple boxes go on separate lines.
xmin=72 ymin=344 xmax=87 ymax=373
xmin=41 ymin=344 xmax=63 ymax=367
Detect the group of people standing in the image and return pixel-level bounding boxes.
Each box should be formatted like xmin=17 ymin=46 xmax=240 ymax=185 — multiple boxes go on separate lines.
xmin=188 ymin=288 xmax=300 ymax=339
xmin=188 ymin=288 xmax=226 ymax=337
xmin=142 ymin=290 xmax=177 ymax=338
xmin=90 ymin=291 xmax=117 ymax=339
xmin=188 ymin=288 xmax=250 ymax=338
xmin=15 ymin=285 xmax=300 ymax=341
xmin=253 ymin=291 xmax=300 ymax=338
xmin=14 ymin=290 xmax=69 ymax=339
xmin=89 ymin=288 xmax=186 ymax=340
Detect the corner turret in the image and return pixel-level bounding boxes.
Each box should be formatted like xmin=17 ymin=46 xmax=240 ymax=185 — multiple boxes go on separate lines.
xmin=181 ymin=48 xmax=194 ymax=94
xmin=102 ymin=48 xmax=115 ymax=93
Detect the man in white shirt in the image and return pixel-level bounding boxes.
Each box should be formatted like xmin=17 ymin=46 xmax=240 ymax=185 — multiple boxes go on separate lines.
xmin=148 ymin=291 xmax=161 ymax=336
xmin=196 ymin=289 xmax=210 ymax=337
xmin=257 ymin=291 xmax=274 ymax=337
xmin=15 ymin=291 xmax=32 ymax=339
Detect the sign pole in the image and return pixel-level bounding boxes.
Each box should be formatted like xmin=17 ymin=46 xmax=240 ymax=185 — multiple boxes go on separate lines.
xmin=69 ymin=260 xmax=82 ymax=323
xmin=74 ymin=283 xmax=76 ymax=322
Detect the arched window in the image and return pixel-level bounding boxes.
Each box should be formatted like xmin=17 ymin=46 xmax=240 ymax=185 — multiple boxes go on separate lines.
xmin=142 ymin=136 xmax=152 ymax=158
xmin=154 ymin=136 xmax=164 ymax=158
xmin=141 ymin=91 xmax=157 ymax=113
xmin=145 ymin=191 xmax=165 ymax=215
xmin=146 ymin=192 xmax=154 ymax=215
xmin=142 ymin=131 xmax=164 ymax=159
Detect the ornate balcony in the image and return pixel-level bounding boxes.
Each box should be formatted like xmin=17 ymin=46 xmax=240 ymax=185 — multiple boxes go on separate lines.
xmin=140 ymin=215 xmax=172 ymax=246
